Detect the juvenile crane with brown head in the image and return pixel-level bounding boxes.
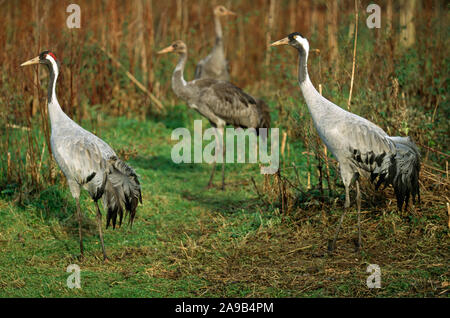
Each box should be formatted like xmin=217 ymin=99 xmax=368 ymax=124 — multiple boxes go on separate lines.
xmin=159 ymin=40 xmax=271 ymax=190
xmin=194 ymin=5 xmax=236 ymax=82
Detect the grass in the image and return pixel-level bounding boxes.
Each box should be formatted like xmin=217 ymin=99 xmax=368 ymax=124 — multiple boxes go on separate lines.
xmin=0 ymin=106 xmax=448 ymax=298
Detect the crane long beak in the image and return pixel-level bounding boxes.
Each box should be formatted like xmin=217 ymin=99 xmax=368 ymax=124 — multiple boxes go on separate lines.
xmin=157 ymin=46 xmax=174 ymax=55
xmin=20 ymin=56 xmax=40 ymax=67
xmin=270 ymin=37 xmax=289 ymax=47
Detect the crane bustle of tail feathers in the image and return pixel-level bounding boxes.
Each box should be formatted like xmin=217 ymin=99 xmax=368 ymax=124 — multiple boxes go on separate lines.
xmin=103 ymin=156 xmax=142 ymax=229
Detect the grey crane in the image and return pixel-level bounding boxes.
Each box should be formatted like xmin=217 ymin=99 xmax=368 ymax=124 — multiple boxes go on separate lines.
xmin=21 ymin=51 xmax=142 ymax=261
xmin=194 ymin=5 xmax=236 ymax=81
xmin=158 ymin=41 xmax=271 ymax=189
xmin=271 ymin=33 xmax=420 ymax=251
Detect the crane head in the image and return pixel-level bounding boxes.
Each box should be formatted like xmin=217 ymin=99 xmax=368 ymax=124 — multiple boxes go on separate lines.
xmin=270 ymin=32 xmax=310 ymax=54
xmin=21 ymin=51 xmax=59 ymax=68
xmin=157 ymin=40 xmax=187 ymax=55
xmin=214 ymin=5 xmax=236 ymax=17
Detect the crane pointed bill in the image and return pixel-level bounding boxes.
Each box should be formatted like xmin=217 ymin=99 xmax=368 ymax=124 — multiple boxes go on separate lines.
xmin=20 ymin=56 xmax=40 ymax=67
xmin=157 ymin=46 xmax=174 ymax=54
xmin=270 ymin=37 xmax=289 ymax=47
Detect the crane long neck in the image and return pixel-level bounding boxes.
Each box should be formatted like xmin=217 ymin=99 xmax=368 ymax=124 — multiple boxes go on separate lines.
xmin=172 ymin=52 xmax=192 ymax=101
xmin=296 ymin=48 xmax=330 ymax=122
xmin=297 ymin=49 xmax=309 ymax=85
xmin=214 ymin=15 xmax=223 ymax=46
xmin=46 ymin=62 xmax=70 ymax=127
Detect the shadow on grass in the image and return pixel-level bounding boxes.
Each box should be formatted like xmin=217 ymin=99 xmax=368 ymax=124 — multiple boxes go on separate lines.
xmin=6 ymin=185 xmax=74 ymax=222
xmin=181 ymin=189 xmax=261 ymax=215
xmin=150 ymin=104 xmax=191 ymax=130
xmin=131 ymin=155 xmax=208 ymax=174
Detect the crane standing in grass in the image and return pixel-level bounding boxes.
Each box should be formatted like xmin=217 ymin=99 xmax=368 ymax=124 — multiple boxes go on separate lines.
xmin=158 ymin=41 xmax=270 ymax=190
xmin=21 ymin=51 xmax=142 ymax=261
xmin=270 ymin=33 xmax=420 ymax=251
xmin=194 ymin=5 xmax=236 ymax=81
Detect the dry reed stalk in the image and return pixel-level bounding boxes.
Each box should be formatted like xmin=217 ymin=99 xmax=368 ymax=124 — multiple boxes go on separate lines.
xmin=5 ymin=124 xmax=30 ymax=131
xmin=306 ymin=148 xmax=311 ymax=190
xmin=281 ymin=131 xmax=287 ymax=157
xmin=176 ymin=0 xmax=183 ymax=39
xmin=7 ymin=152 xmax=11 ymax=182
xmin=292 ymin=162 xmax=301 ymax=188
xmin=327 ymin=0 xmax=339 ymax=73
xmin=417 ymin=142 xmax=450 ymax=159
xmin=147 ymin=0 xmax=156 ymax=91
xmin=251 ymin=177 xmax=269 ymax=208
xmin=289 ymin=0 xmax=296 ymax=31
xmin=265 ymin=0 xmax=276 ymax=67
xmin=447 ymin=202 xmax=449 ymax=229
xmin=276 ymin=169 xmax=286 ymax=215
xmin=347 ymin=0 xmax=359 ymax=111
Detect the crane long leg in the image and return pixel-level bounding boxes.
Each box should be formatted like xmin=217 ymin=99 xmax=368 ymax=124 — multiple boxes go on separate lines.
xmin=75 ymin=198 xmax=84 ymax=258
xmin=207 ymin=128 xmax=221 ymax=189
xmin=94 ymin=201 xmax=108 ymax=261
xmin=207 ymin=126 xmax=225 ymax=189
xmin=221 ymin=145 xmax=226 ymax=190
xmin=344 ymin=185 xmax=351 ymax=208
xmin=207 ymin=161 xmax=217 ymax=188
xmin=356 ymin=180 xmax=362 ymax=251
xmin=219 ymin=126 xmax=226 ymax=190
xmin=328 ymin=185 xmax=350 ymax=252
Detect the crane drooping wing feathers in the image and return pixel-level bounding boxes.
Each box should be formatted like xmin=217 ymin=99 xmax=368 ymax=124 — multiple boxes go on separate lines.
xmin=102 ymin=157 xmax=142 ymax=229
xmin=338 ymin=118 xmax=420 ymax=209
xmin=385 ymin=136 xmax=421 ymax=209
xmin=255 ymin=99 xmax=271 ymax=130
xmin=54 ymin=134 xmax=141 ymax=228
xmin=55 ymin=137 xmax=109 ymax=201
xmin=194 ymin=80 xmax=269 ymax=129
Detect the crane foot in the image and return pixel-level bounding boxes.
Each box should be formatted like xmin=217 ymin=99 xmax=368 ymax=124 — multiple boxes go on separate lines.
xmin=327 ymin=240 xmax=336 ymax=253
xmin=353 ymin=238 xmax=362 ymax=252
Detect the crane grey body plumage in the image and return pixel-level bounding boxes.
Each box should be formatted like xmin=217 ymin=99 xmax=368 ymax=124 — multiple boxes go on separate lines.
xmin=271 ymin=33 xmax=420 ymax=251
xmin=159 ymin=41 xmax=270 ymax=189
xmin=21 ymin=51 xmax=142 ymax=261
xmin=194 ymin=5 xmax=235 ymax=82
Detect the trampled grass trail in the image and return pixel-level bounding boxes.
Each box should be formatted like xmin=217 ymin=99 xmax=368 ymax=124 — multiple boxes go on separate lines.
xmin=0 ymin=111 xmax=448 ymax=297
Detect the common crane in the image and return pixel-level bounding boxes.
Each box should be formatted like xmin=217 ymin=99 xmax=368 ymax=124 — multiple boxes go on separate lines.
xmin=21 ymin=51 xmax=142 ymax=261
xmin=271 ymin=33 xmax=420 ymax=251
xmin=158 ymin=41 xmax=270 ymax=190
xmin=194 ymin=5 xmax=235 ymax=82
